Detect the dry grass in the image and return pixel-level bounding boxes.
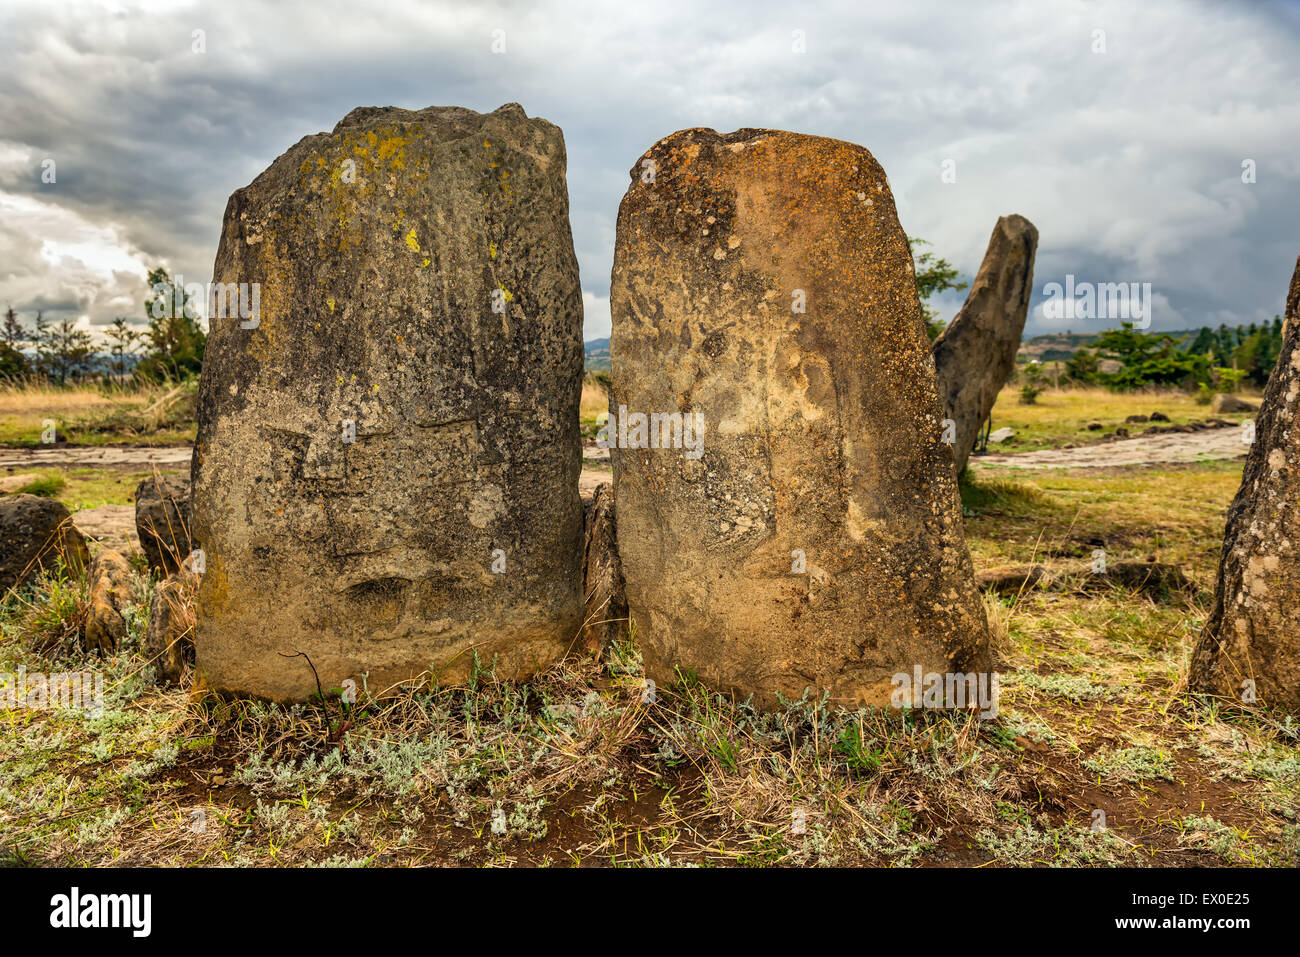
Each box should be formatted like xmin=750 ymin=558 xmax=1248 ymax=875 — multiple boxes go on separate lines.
xmin=0 ymin=379 xmax=196 ymax=445
xmin=2 ymin=458 xmax=1298 ymax=868
xmin=580 ymin=377 xmax=609 ymax=421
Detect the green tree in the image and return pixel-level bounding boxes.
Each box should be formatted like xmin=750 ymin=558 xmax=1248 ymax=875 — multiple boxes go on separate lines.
xmin=1064 ymin=346 xmax=1100 ymax=382
xmin=909 ymin=238 xmax=970 ymax=340
xmin=134 ymin=267 xmax=206 ymax=382
xmin=1094 ymin=322 xmax=1211 ymax=390
xmin=0 ymin=307 xmax=27 ymax=379
xmin=1214 ymin=323 xmax=1236 ymax=363
xmin=103 ymin=317 xmax=143 ymax=379
xmin=1018 ymin=360 xmax=1045 ymax=404
xmin=34 ymin=315 xmax=96 ymax=385
xmin=1186 ymin=327 xmax=1217 ymax=355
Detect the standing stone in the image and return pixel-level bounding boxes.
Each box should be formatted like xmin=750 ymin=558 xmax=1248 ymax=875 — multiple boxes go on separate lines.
xmin=580 ymin=483 xmax=626 ymax=654
xmin=610 ymin=127 xmax=992 ymax=708
xmin=0 ymin=494 xmax=90 ymax=594
xmin=1191 ymin=257 xmax=1300 ymax=711
xmin=194 ymin=103 xmax=585 ymax=701
xmin=932 ymin=215 xmax=1039 ymax=473
xmin=134 ymin=475 xmax=192 ymax=575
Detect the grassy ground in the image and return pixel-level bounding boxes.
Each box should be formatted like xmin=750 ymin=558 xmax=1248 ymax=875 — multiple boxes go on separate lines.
xmin=1 ymin=385 xmax=1296 ymax=867
xmin=2 ymin=467 xmax=187 ymax=510
xmin=2 ymin=461 xmax=1296 ymax=867
xmin=0 ymin=380 xmax=197 ymax=446
xmin=986 ymin=385 xmax=1257 ymax=451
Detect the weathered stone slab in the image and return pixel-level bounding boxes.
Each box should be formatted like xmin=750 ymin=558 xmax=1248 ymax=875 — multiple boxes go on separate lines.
xmin=580 ymin=482 xmax=626 ymax=654
xmin=135 ymin=475 xmax=192 ymax=575
xmin=85 ymin=550 xmax=132 ymax=655
xmin=609 ymin=127 xmax=992 ymax=708
xmin=1191 ymin=256 xmax=1300 ymax=711
xmin=193 ymin=103 xmax=585 ymax=701
xmin=933 ymin=215 xmax=1038 ymax=472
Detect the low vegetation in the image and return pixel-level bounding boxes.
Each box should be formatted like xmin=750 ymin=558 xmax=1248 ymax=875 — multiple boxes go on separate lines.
xmin=2 ymin=391 xmax=1295 ymax=866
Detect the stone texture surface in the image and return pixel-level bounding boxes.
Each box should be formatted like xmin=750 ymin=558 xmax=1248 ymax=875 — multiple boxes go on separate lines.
xmin=932 ymin=215 xmax=1039 ymax=472
xmin=610 ymin=127 xmax=991 ymax=708
xmin=580 ymin=482 xmax=626 ymax=654
xmin=193 ymin=103 xmax=585 ymax=701
xmin=135 ymin=475 xmax=192 ymax=575
xmin=1191 ymin=257 xmax=1300 ymax=711
xmin=85 ymin=550 xmax=133 ymax=655
xmin=0 ymin=494 xmax=89 ymax=594
xmin=146 ymin=574 xmax=197 ymax=685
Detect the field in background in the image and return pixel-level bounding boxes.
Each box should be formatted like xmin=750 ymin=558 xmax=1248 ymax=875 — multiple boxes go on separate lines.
xmin=984 ymin=385 xmax=1257 ymax=452
xmin=0 ymin=380 xmax=197 ymax=447
xmin=580 ymin=374 xmax=610 ymax=439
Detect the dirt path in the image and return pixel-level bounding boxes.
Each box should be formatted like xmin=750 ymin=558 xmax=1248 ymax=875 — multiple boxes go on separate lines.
xmin=971 ymin=422 xmax=1251 ymax=470
xmin=4 ymin=425 xmax=1247 ymax=481
xmin=0 ymin=444 xmax=192 ymax=470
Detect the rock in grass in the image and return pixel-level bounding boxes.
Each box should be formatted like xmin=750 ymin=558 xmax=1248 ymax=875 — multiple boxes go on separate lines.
xmin=976 ymin=564 xmax=1055 ymax=595
xmin=192 ymin=103 xmax=585 ymax=701
xmin=1210 ymin=393 xmax=1257 ymax=414
xmin=134 ymin=475 xmax=192 ymax=575
xmin=0 ymin=494 xmax=90 ymax=594
xmin=1191 ymin=256 xmax=1300 ymax=711
xmin=609 ymin=126 xmax=991 ymax=708
xmin=146 ymin=574 xmax=197 ymax=685
xmin=84 ymin=549 xmax=133 ymax=655
xmin=932 ymin=215 xmax=1039 ymax=473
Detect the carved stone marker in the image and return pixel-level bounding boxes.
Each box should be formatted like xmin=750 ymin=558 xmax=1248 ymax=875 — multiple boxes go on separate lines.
xmin=193 ymin=103 xmax=585 ymax=701
xmin=610 ymin=127 xmax=992 ymax=708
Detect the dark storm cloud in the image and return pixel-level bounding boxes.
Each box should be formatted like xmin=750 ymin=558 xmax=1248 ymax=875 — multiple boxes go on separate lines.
xmin=1 ymin=0 xmax=1297 ymax=341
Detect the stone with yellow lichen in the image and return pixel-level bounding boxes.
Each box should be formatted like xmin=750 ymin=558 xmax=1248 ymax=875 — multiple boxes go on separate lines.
xmin=609 ymin=126 xmax=992 ymax=709
xmin=193 ymin=102 xmax=585 ymax=702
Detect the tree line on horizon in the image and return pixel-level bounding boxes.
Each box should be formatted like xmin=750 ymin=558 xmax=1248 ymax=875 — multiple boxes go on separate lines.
xmin=1052 ymin=317 xmax=1286 ymax=393
xmin=0 ymin=267 xmax=206 ymax=387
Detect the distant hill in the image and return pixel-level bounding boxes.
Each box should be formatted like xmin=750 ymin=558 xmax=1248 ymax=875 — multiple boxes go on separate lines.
xmin=587 ymin=330 xmax=1215 ymax=372
xmin=584 ymin=337 xmax=610 ymax=372
xmin=1017 ymin=329 xmax=1206 ymax=363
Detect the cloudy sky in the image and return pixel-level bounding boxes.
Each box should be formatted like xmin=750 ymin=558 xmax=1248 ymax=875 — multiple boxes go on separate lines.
xmin=1 ymin=0 xmax=1298 ymax=342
